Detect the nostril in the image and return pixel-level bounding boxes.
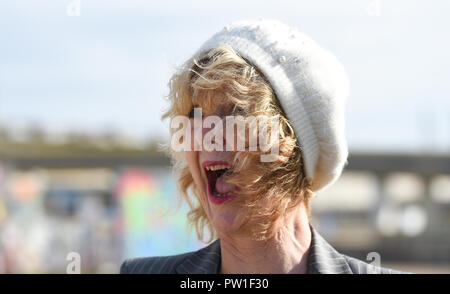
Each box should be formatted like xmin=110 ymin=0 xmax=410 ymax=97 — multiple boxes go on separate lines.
xmin=200 ymin=119 xmax=228 ymax=150
xmin=202 ymin=126 xmax=212 ymax=137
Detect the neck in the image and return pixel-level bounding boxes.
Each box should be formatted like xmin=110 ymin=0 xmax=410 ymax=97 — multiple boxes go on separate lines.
xmin=219 ymin=203 xmax=312 ymax=274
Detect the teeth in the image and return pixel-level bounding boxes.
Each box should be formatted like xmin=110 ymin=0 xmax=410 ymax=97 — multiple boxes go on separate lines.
xmin=215 ymin=192 xmax=232 ymax=197
xmin=206 ymin=164 xmax=230 ymax=171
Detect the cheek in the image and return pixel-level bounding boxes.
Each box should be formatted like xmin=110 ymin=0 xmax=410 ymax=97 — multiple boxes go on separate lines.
xmin=185 ymin=151 xmax=204 ymax=193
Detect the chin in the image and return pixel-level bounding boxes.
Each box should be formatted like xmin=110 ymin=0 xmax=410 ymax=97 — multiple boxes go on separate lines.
xmin=209 ymin=206 xmax=251 ymax=238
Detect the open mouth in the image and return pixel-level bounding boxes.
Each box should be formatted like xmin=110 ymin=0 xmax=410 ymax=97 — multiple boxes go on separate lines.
xmin=203 ymin=161 xmax=236 ymax=204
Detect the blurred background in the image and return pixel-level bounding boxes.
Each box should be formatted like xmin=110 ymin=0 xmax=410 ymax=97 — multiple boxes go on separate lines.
xmin=0 ymin=0 xmax=449 ymax=273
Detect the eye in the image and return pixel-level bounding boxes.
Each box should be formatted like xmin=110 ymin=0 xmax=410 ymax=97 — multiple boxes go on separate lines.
xmin=234 ymin=106 xmax=244 ymax=115
xmin=188 ymin=107 xmax=202 ymax=118
xmin=215 ymin=104 xmax=235 ymax=118
xmin=188 ymin=108 xmax=195 ymax=118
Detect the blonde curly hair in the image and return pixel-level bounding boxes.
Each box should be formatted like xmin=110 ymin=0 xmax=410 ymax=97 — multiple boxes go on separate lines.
xmin=163 ymin=44 xmax=315 ymax=242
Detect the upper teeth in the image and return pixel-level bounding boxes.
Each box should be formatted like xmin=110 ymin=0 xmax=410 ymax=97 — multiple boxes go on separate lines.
xmin=206 ymin=164 xmax=230 ymax=171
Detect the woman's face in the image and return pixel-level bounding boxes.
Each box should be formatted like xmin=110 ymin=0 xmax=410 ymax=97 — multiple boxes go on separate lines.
xmin=185 ymin=103 xmax=245 ymax=236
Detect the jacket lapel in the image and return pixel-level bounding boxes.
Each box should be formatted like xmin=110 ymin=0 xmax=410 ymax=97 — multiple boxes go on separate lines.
xmin=175 ymin=239 xmax=221 ymax=274
xmin=175 ymin=226 xmax=352 ymax=274
xmin=307 ymin=227 xmax=352 ymax=274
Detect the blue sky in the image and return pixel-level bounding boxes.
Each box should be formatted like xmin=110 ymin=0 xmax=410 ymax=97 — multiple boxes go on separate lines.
xmin=0 ymin=0 xmax=449 ymax=152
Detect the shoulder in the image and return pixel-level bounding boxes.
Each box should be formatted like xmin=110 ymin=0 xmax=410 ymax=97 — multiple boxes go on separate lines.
xmin=120 ymin=239 xmax=222 ymax=274
xmin=120 ymin=251 xmax=192 ymax=274
xmin=341 ymin=254 xmax=409 ymax=274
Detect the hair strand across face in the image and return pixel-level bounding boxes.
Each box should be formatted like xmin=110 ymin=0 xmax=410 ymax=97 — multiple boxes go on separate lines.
xmin=163 ymin=44 xmax=315 ymax=242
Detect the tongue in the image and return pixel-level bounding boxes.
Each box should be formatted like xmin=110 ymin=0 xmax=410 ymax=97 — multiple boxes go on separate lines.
xmin=215 ymin=176 xmax=235 ymax=194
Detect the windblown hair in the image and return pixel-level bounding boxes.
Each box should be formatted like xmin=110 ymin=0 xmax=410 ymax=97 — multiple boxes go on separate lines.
xmin=163 ymin=44 xmax=315 ymax=242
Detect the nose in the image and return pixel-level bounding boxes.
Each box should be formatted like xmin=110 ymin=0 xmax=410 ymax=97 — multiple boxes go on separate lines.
xmin=200 ymin=118 xmax=227 ymax=149
xmin=202 ymin=124 xmax=212 ymax=137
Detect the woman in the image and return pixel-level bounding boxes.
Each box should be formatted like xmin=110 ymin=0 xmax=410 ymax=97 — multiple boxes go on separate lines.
xmin=120 ymin=19 xmax=403 ymax=274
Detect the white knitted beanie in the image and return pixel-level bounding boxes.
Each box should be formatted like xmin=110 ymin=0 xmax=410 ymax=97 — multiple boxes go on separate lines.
xmin=193 ymin=19 xmax=350 ymax=192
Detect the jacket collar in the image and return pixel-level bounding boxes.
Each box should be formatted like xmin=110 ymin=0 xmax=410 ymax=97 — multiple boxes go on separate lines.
xmin=307 ymin=227 xmax=352 ymax=274
xmin=175 ymin=238 xmax=222 ymax=274
xmin=176 ymin=226 xmax=352 ymax=274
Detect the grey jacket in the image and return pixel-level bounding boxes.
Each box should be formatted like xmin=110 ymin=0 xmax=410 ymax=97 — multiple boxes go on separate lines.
xmin=120 ymin=227 xmax=406 ymax=274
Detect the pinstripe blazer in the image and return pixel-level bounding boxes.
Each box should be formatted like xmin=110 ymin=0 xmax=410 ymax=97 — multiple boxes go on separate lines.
xmin=120 ymin=227 xmax=406 ymax=274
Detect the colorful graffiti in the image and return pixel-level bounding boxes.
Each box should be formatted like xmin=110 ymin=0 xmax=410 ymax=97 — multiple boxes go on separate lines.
xmin=115 ymin=168 xmax=203 ymax=259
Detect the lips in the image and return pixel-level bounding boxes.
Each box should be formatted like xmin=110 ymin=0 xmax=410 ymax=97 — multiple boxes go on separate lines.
xmin=202 ymin=161 xmax=236 ymax=204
